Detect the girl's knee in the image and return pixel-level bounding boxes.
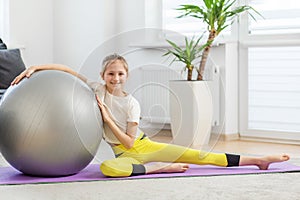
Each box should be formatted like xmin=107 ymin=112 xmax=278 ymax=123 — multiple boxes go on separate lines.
xmin=100 ymin=160 xmax=132 ymax=177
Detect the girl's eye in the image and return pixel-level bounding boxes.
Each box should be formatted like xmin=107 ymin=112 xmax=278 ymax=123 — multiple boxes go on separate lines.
xmin=108 ymin=73 xmax=114 ymax=75
xmin=119 ymin=73 xmax=125 ymax=76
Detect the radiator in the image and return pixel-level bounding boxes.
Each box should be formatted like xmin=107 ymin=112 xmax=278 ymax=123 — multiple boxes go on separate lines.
xmin=125 ymin=64 xmax=220 ymax=130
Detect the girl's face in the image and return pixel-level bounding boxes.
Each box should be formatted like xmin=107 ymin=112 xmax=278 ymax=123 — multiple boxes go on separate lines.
xmin=102 ymin=60 xmax=128 ymax=95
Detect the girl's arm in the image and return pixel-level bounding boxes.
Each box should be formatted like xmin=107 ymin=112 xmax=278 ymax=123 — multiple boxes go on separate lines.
xmin=11 ymin=64 xmax=87 ymax=85
xmin=96 ymin=95 xmax=136 ymax=149
xmin=106 ymin=120 xmax=137 ymax=149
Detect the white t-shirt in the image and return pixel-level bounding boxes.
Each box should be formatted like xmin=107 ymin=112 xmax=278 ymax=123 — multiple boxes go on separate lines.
xmin=86 ymin=80 xmax=142 ymax=144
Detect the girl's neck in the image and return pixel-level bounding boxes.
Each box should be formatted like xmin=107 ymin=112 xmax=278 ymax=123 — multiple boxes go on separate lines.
xmin=105 ymin=86 xmax=127 ymax=97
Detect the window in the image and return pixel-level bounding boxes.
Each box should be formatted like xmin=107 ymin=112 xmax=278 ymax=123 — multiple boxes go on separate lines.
xmin=249 ymin=0 xmax=300 ymax=35
xmin=163 ymin=0 xmax=206 ymax=36
xmin=239 ymin=0 xmax=300 ymax=141
xmin=248 ymin=46 xmax=300 ymax=133
xmin=162 ymin=0 xmax=232 ymax=40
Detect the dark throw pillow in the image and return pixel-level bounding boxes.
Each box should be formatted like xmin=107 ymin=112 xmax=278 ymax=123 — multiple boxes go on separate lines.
xmin=0 ymin=49 xmax=26 ymax=89
xmin=0 ymin=38 xmax=7 ymax=49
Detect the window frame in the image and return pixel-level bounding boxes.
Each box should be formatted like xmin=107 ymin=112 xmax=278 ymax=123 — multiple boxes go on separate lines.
xmin=238 ymin=0 xmax=300 ymax=143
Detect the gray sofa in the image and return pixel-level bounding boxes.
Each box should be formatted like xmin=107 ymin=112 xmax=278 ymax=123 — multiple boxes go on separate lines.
xmin=0 ymin=39 xmax=26 ymax=100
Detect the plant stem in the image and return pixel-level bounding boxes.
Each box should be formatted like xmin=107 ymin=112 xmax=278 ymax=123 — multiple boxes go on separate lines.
xmin=187 ymin=65 xmax=193 ymax=81
xmin=197 ymin=30 xmax=217 ymax=80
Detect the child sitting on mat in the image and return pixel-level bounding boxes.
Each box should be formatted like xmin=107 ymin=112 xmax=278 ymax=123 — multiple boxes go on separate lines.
xmin=12 ymin=53 xmax=290 ymax=177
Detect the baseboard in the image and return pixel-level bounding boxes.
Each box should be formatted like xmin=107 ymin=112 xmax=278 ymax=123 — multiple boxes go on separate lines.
xmin=240 ymin=136 xmax=300 ymax=145
xmin=143 ymin=128 xmax=172 ymax=138
xmin=211 ymin=133 xmax=240 ymax=141
xmin=154 ymin=130 xmax=240 ymax=142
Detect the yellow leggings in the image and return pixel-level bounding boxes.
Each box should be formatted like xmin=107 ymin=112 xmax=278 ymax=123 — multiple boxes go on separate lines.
xmin=100 ymin=134 xmax=239 ymax=177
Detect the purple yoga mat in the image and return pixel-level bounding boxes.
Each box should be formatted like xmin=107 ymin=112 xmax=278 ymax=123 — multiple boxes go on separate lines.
xmin=1 ymin=162 xmax=300 ymax=185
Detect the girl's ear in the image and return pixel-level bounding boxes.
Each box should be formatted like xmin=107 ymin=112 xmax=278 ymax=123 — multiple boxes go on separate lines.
xmin=100 ymin=72 xmax=104 ymax=79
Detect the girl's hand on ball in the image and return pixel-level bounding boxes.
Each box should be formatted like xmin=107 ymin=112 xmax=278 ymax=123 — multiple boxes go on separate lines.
xmin=96 ymin=95 xmax=112 ymax=123
xmin=11 ymin=66 xmax=37 ymax=85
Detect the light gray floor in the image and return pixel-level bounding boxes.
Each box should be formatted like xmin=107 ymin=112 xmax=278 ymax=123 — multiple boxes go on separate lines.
xmin=1 ymin=141 xmax=300 ymax=200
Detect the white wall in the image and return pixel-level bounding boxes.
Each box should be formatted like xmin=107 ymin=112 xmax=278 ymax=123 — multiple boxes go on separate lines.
xmin=6 ymin=0 xmax=161 ymax=69
xmin=210 ymin=43 xmax=239 ymax=136
xmin=6 ymin=0 xmax=117 ymax=69
xmin=7 ymin=0 xmax=53 ymax=66
xmin=114 ymin=0 xmax=145 ymax=33
xmin=53 ymin=0 xmax=116 ymax=70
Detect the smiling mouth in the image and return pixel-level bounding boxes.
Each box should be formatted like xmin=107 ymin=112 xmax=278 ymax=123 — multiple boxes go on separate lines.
xmin=110 ymin=82 xmax=121 ymax=86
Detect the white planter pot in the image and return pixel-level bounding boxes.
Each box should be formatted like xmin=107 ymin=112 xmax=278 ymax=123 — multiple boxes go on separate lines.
xmin=169 ymin=80 xmax=213 ymax=147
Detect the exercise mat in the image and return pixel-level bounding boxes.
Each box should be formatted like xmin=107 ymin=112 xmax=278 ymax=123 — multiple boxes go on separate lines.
xmin=1 ymin=162 xmax=300 ymax=185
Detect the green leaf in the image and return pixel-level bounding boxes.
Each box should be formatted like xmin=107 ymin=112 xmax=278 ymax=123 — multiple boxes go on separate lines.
xmin=170 ymin=0 xmax=262 ymax=80
xmin=163 ymin=36 xmax=206 ymax=72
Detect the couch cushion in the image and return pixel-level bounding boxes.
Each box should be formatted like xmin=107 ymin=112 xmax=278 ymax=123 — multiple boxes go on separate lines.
xmin=0 ymin=49 xmax=26 ymax=89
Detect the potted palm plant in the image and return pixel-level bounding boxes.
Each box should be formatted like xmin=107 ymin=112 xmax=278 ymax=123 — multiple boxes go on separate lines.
xmin=177 ymin=0 xmax=259 ymax=80
xmin=163 ymin=36 xmax=207 ymax=81
xmin=164 ymin=36 xmax=214 ymax=147
xmin=164 ymin=0 xmax=260 ymax=147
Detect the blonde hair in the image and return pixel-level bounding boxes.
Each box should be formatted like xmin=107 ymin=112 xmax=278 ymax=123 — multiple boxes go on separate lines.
xmin=101 ymin=53 xmax=128 ymax=75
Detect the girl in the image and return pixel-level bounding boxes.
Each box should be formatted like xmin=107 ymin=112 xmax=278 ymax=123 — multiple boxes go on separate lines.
xmin=12 ymin=53 xmax=290 ymax=177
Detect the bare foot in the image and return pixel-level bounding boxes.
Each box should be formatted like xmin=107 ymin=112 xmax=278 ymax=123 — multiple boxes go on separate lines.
xmin=240 ymin=154 xmax=290 ymax=170
xmin=160 ymin=163 xmax=190 ymax=173
xmin=257 ymin=154 xmax=290 ymax=170
xmin=145 ymin=162 xmax=190 ymax=174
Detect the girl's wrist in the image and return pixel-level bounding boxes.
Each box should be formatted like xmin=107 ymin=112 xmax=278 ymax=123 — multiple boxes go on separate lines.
xmin=104 ymin=117 xmax=114 ymax=124
xmin=29 ymin=65 xmax=39 ymax=72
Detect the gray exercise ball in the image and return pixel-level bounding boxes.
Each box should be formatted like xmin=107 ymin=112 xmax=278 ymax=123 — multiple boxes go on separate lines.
xmin=0 ymin=70 xmax=103 ymax=176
